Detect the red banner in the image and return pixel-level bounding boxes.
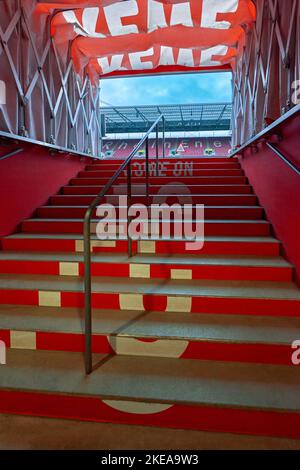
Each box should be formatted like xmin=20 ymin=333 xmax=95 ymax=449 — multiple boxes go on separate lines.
xmin=36 ymin=0 xmax=256 ymax=78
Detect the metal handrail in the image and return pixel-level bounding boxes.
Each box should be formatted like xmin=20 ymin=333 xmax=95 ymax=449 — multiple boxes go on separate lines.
xmin=266 ymin=143 xmax=300 ymax=177
xmin=229 ymin=103 xmax=300 ymax=157
xmin=229 ymin=103 xmax=300 ymax=177
xmin=0 ymin=148 xmax=23 ymax=161
xmin=0 ymin=129 xmax=101 ymax=160
xmin=84 ymin=114 xmax=165 ymax=374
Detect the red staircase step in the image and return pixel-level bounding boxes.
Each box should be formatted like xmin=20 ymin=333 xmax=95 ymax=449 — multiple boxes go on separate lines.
xmin=50 ymin=194 xmax=258 ymax=206
xmin=63 ymin=184 xmax=253 ymax=195
xmin=86 ymin=161 xmax=241 ymax=171
xmin=0 ymin=275 xmax=300 ymax=316
xmin=21 ymin=219 xmax=271 ymax=236
xmin=0 ymin=253 xmax=292 ymax=282
xmin=0 ymin=307 xmax=298 ymax=365
xmin=70 ymin=176 xmax=248 ymax=186
xmin=78 ymin=169 xmax=244 ymax=178
xmin=1 ymin=235 xmax=281 ymax=256
xmin=1 ymin=350 xmax=300 ymax=438
xmin=37 ymin=206 xmax=264 ymax=221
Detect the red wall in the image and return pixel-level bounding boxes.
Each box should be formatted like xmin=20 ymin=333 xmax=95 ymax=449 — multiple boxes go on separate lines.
xmin=0 ymin=143 xmax=91 ymax=237
xmin=239 ymin=114 xmax=300 ymax=283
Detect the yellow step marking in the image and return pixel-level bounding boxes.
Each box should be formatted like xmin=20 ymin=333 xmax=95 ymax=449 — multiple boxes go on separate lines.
xmin=129 ymin=264 xmax=150 ymax=279
xmin=103 ymin=400 xmax=173 ymax=415
xmin=171 ymin=269 xmax=193 ymax=280
xmin=39 ymin=291 xmax=61 ymax=307
xmin=10 ymin=331 xmax=36 ymax=350
xmin=138 ymin=240 xmax=156 ymax=254
xmin=59 ymin=262 xmax=79 ymax=276
xmin=166 ymin=296 xmax=192 ymax=313
xmin=75 ymin=240 xmax=116 ymax=252
xmin=119 ymin=294 xmax=144 ymax=311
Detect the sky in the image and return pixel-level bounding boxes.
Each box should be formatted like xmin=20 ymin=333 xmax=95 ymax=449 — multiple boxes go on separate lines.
xmin=100 ymin=72 xmax=232 ymax=107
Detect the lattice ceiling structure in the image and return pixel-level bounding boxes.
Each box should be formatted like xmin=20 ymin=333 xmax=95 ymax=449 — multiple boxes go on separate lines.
xmin=101 ymin=103 xmax=232 ymax=133
xmin=1 ymin=1 xmax=299 ymax=154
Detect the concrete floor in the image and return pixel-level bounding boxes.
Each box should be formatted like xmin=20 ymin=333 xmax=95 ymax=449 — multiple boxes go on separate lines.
xmin=0 ymin=414 xmax=299 ymax=450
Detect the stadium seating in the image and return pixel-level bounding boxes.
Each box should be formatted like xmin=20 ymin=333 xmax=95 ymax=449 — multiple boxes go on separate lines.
xmin=102 ymin=137 xmax=231 ymax=159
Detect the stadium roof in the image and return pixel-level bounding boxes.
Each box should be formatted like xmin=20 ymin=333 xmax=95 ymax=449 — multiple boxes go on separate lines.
xmin=100 ymin=103 xmax=232 ymax=134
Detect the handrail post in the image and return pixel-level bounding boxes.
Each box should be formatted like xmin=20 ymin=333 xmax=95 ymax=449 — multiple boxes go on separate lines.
xmin=156 ymin=124 xmax=159 ymax=176
xmin=162 ymin=116 xmax=165 ymax=158
xmin=83 ymin=115 xmax=164 ymax=375
xmin=127 ymin=160 xmax=132 ymax=257
xmin=145 ymin=137 xmax=150 ymax=206
xmin=84 ymin=210 xmax=93 ymax=375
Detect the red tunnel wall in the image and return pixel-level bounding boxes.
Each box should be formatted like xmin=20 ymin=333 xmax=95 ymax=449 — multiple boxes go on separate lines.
xmin=0 ymin=144 xmax=91 ymax=238
xmin=239 ymin=114 xmax=300 ymax=284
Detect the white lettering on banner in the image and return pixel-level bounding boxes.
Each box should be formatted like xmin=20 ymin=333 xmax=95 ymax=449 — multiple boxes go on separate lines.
xmin=201 ymin=0 xmax=239 ymax=29
xmin=63 ymin=0 xmax=247 ymax=37
xmin=170 ymin=3 xmax=193 ymax=27
xmin=158 ymin=46 xmax=176 ymax=66
xmin=98 ymin=55 xmax=125 ymax=74
xmin=82 ymin=8 xmax=106 ymax=38
xmin=62 ymin=10 xmax=77 ymax=28
xmin=104 ymin=0 xmax=139 ymax=36
xmin=129 ymin=48 xmax=154 ymax=70
xmin=148 ymin=0 xmax=168 ymax=32
xmin=177 ymin=48 xmax=195 ymax=67
xmin=200 ymin=45 xmax=229 ymax=66
xmin=97 ymin=44 xmax=230 ymax=75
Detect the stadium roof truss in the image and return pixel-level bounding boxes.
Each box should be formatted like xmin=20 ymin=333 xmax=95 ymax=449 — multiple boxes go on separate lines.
xmin=101 ymin=103 xmax=232 ymax=134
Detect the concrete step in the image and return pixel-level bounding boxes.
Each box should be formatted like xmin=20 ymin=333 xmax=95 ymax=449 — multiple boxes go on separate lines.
xmin=63 ymin=184 xmax=253 ymax=195
xmin=21 ymin=218 xmax=271 ymax=237
xmin=0 ymin=275 xmax=299 ymax=316
xmin=86 ymin=161 xmax=241 ymax=171
xmin=51 ymin=194 xmax=258 ymax=207
xmin=0 ymin=349 xmax=300 ymax=438
xmin=1 ymin=234 xmax=281 ymax=256
xmin=78 ymin=169 xmax=244 ymax=178
xmin=0 ymin=306 xmax=299 ymax=365
xmin=71 ymin=176 xmax=248 ymax=186
xmin=0 ymin=252 xmax=292 ymax=282
xmin=37 ymin=206 xmax=265 ymax=221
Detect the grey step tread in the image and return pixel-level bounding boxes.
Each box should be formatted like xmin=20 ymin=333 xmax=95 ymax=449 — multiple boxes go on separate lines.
xmin=53 ymin=194 xmax=254 ymax=197
xmin=40 ymin=205 xmax=263 ymax=210
xmin=23 ymin=218 xmax=270 ymax=224
xmin=0 ymin=305 xmax=300 ymax=345
xmin=63 ymin=186 xmax=253 ymax=191
xmin=0 ymin=252 xmax=292 ymax=268
xmin=0 ymin=274 xmax=299 ymax=299
xmin=3 ymin=233 xmax=280 ymax=243
xmin=75 ymin=175 xmax=246 ymax=179
xmin=2 ymin=349 xmax=300 ymax=411
xmin=65 ymin=184 xmax=252 ymax=188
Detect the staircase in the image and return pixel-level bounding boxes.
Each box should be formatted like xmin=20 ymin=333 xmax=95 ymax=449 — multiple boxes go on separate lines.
xmin=0 ymin=155 xmax=300 ymax=439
